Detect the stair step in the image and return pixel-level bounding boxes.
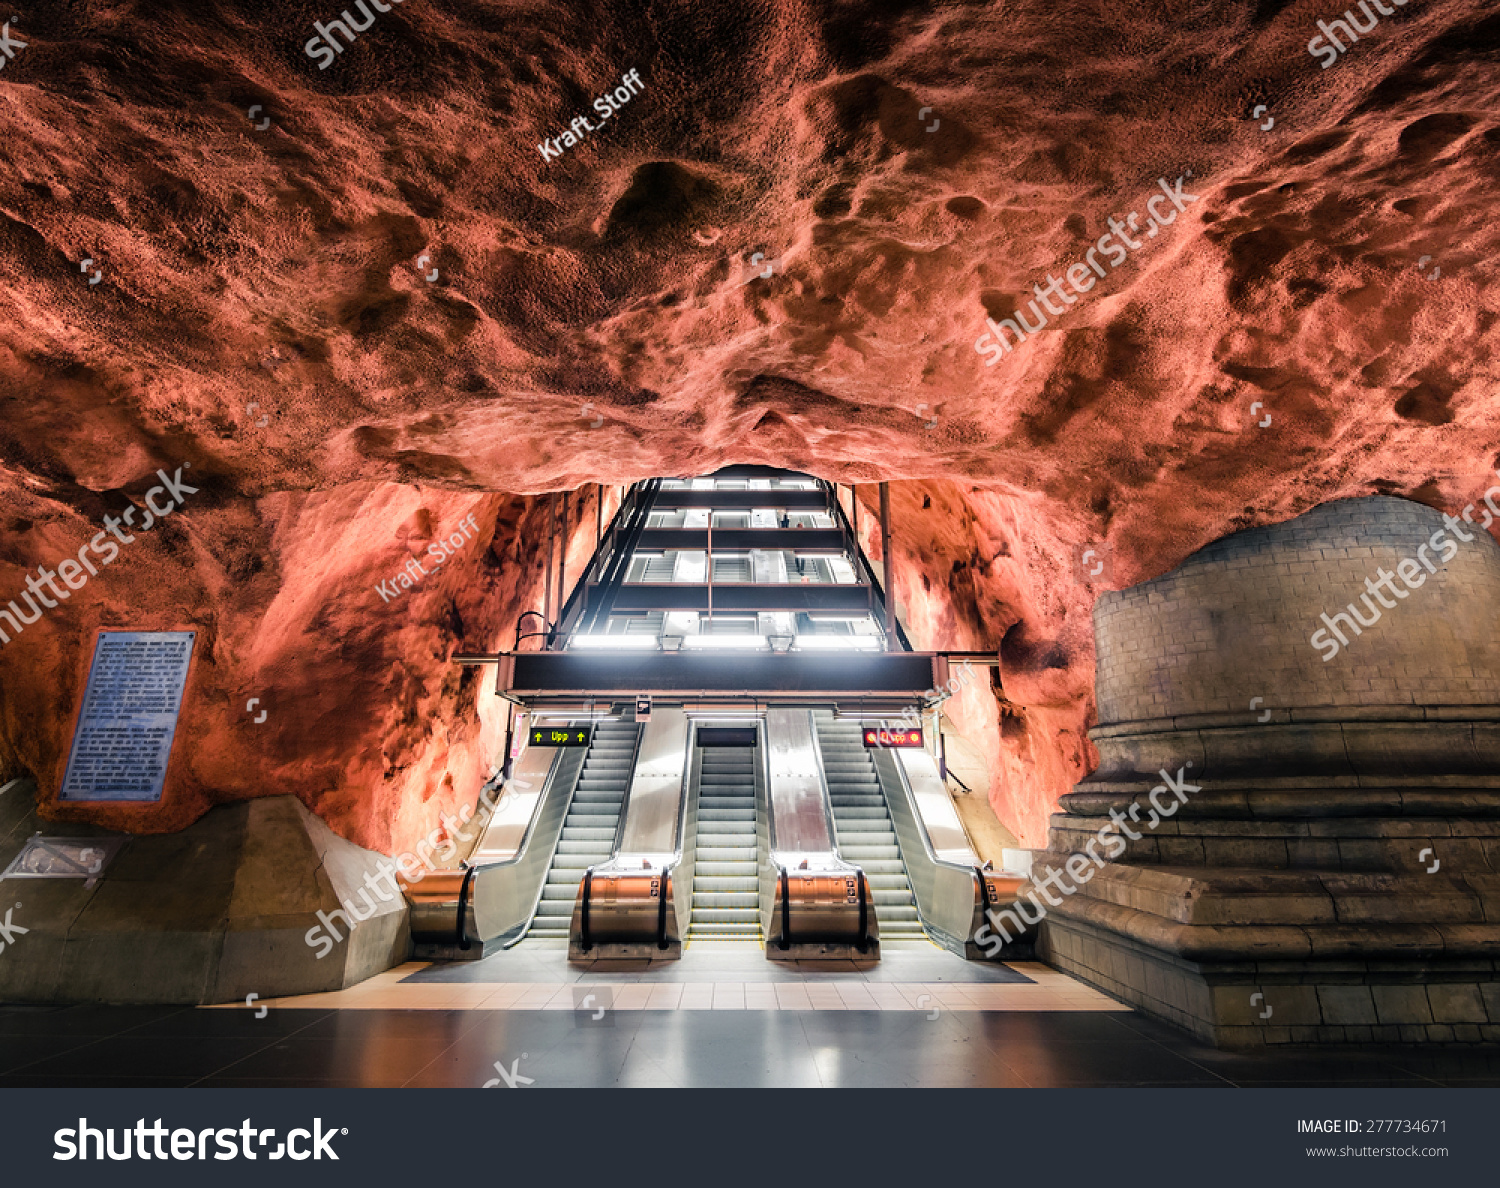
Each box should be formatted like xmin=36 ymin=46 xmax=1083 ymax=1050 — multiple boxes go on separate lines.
xmin=694 ymin=876 xmax=759 ymax=891
xmin=814 ymin=717 xmax=925 ymax=944
xmin=689 ymin=922 xmax=762 ymax=937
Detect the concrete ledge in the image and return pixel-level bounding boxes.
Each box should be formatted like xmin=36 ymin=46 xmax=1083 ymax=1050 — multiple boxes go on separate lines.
xmin=0 ymin=781 xmax=409 ymax=1005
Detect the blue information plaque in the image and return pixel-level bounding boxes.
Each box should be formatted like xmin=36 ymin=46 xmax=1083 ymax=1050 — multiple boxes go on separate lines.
xmin=60 ymin=631 xmax=196 ymax=802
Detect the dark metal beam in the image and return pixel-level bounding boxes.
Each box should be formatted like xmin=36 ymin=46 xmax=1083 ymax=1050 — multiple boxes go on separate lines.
xmin=508 ymin=650 xmax=941 ymax=696
xmin=652 ymin=490 xmax=824 ymax=510
xmin=635 ymin=528 xmax=844 ymax=551
xmin=589 ymin=584 xmax=873 ymax=614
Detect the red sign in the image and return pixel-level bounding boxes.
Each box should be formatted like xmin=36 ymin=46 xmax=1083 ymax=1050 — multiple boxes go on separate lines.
xmin=862 ymin=727 xmax=924 ymax=748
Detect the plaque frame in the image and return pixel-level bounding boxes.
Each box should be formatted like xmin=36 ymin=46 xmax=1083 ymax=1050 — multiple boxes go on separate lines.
xmin=58 ymin=629 xmax=197 ymax=804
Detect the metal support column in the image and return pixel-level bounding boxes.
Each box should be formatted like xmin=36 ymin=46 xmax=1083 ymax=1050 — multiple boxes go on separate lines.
xmin=543 ymin=492 xmax=556 ymax=641
xmin=879 ymin=482 xmax=895 ymax=651
xmin=557 ymin=490 xmax=568 ymax=640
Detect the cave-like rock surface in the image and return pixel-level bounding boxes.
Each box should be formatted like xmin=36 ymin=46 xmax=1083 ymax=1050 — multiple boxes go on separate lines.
xmin=0 ymin=0 xmax=1496 ymax=851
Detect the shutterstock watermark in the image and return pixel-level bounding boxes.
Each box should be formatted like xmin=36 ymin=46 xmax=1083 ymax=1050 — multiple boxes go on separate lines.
xmin=0 ymin=466 xmax=200 ymax=648
xmin=0 ymin=18 xmax=26 ymax=69
xmin=55 ymin=1119 xmax=343 ymax=1161
xmin=1310 ymin=479 xmax=1500 ymax=663
xmin=880 ymin=659 xmax=977 ymax=733
xmin=975 ymin=174 xmax=1198 ymax=365
xmin=304 ymin=0 xmax=404 ymax=70
xmin=305 ymin=776 xmax=524 ymax=958
xmin=0 ymin=904 xmax=25 ymax=954
xmin=974 ymin=764 xmax=1200 ymax=955
xmin=1307 ymin=0 xmax=1417 ymax=69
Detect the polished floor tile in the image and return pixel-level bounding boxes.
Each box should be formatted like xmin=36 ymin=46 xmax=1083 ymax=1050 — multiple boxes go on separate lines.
xmin=233 ymin=954 xmax=1112 ymax=1015
xmin=2 ymin=1006 xmax=1496 ymax=1087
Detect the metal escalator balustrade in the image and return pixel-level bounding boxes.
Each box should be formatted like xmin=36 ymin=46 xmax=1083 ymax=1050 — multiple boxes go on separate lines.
xmin=689 ymin=745 xmax=760 ymax=940
xmin=813 ymin=710 xmax=926 ymax=941
xmin=527 ymin=720 xmax=640 ymax=939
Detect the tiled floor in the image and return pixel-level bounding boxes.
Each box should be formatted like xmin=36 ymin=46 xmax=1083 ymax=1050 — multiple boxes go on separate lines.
xmin=222 ymin=941 xmax=1115 ymax=1014
xmin=4 ymin=1003 xmax=1500 ymax=1087
xmin=405 ymin=938 xmax=1037 ymax=984
xmin=230 ymin=946 xmax=1115 ymax=1014
xmin=4 ymin=944 xmax=1498 ymax=1087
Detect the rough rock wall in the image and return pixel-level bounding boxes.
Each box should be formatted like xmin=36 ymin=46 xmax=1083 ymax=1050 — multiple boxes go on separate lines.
xmin=1 ymin=0 xmax=1498 ymax=850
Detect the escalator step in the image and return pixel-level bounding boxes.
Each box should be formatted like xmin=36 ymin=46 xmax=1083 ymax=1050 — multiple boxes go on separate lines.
xmin=561 ymin=827 xmax=617 ymax=841
xmin=694 ymin=876 xmax=758 ymax=891
xmin=693 ymin=893 xmax=758 ymax=909
xmin=692 ymin=909 xmax=759 ymax=923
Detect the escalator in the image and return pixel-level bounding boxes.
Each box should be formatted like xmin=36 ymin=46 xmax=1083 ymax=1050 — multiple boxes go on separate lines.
xmin=525 ymin=719 xmax=640 ymax=940
xmin=688 ymin=745 xmax=760 ymax=940
xmin=813 ymin=710 xmax=927 ymax=941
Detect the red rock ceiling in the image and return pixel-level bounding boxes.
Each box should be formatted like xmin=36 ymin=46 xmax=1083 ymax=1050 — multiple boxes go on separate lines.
xmin=0 ymin=0 xmax=1497 ymax=851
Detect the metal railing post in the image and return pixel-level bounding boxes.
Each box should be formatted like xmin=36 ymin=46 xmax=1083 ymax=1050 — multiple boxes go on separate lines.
xmin=879 ymin=482 xmax=895 ymax=651
xmin=543 ymin=492 xmax=555 ymax=641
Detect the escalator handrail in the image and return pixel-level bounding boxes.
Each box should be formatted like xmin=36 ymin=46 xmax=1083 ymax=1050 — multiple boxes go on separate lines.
xmin=578 ymin=866 xmax=595 ymax=952
xmin=455 ymin=863 xmax=478 ymax=950
xmin=877 ymin=745 xmax=984 ymax=878
xmin=462 ymin=745 xmax=571 ymax=876
xmin=766 ymin=710 xmax=842 ymax=858
xmin=607 ymin=720 xmax=650 ymax=856
xmin=777 ymin=866 xmax=792 ymax=950
xmin=855 ymin=869 xmax=870 ymax=954
xmin=656 ymin=867 xmax=672 ymax=950
xmin=661 ymin=717 xmax=701 ymax=876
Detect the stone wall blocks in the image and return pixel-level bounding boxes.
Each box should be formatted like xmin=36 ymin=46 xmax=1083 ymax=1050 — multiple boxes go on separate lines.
xmin=1316 ymin=984 xmax=1378 ymax=1025
xmin=1371 ymin=985 xmax=1435 ymax=1024
xmin=1200 ymin=838 xmax=1290 ymax=866
xmin=1426 ymin=984 xmax=1487 ymax=1024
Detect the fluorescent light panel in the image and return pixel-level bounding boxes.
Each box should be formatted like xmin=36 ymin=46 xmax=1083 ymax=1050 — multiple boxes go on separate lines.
xmin=793 ymin=636 xmax=882 ymax=650
xmin=568 ymin=635 xmax=660 ymax=650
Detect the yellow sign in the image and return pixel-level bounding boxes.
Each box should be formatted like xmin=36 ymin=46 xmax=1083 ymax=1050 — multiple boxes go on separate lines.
xmin=529 ymin=725 xmax=593 ymax=747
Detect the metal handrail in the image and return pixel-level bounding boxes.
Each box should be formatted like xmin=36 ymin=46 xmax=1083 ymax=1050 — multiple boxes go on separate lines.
xmin=824 ymin=481 xmax=914 ymax=652
xmin=778 ymin=868 xmax=791 ymax=950
xmin=881 ymin=749 xmax=981 ymax=877
xmin=482 ymin=743 xmax=584 ymax=948
xmin=514 ymin=610 xmax=549 ymax=651
xmin=870 ymin=744 xmax=985 ymax=956
xmin=606 ymin=722 xmax=648 ymax=856
xmin=578 ymin=867 xmax=595 ymax=952
xmin=654 ymin=718 xmax=706 ymax=944
xmin=455 ymin=863 xmax=478 ymax=950
xmin=777 ymin=712 xmax=842 ymax=857
xmin=856 ymin=870 xmax=870 ymax=954
xmin=571 ymin=479 xmax=660 ymax=636
xmin=656 ymin=870 xmax=671 ymax=950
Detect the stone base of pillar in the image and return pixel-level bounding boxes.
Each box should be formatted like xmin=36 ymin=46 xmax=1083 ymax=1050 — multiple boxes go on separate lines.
xmin=1029 ymin=802 xmax=1500 ymax=1047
